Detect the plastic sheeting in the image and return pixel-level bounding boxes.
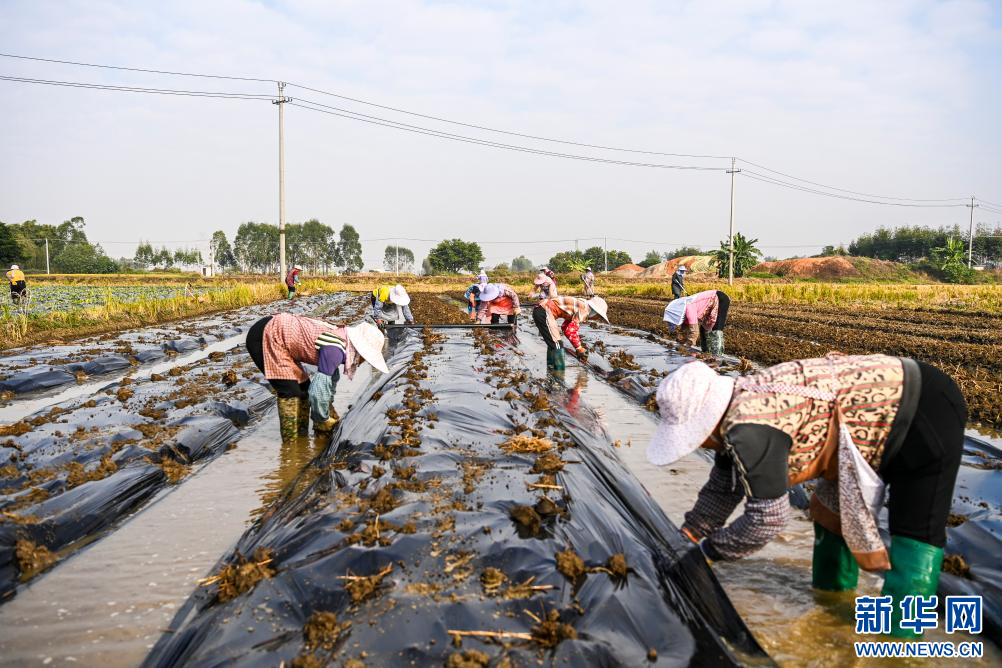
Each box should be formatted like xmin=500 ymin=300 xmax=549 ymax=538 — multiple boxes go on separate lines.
xmin=144 ymin=328 xmax=773 ymax=667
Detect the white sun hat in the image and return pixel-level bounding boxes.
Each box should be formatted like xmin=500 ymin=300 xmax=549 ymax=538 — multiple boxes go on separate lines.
xmin=10 ymin=265 xmax=18 ymax=270
xmin=346 ymin=322 xmax=389 ymax=374
xmin=663 ymin=296 xmax=692 ymax=329
xmin=586 ymin=296 xmax=609 ymax=322
xmin=478 ymin=283 xmax=501 ymax=302
xmin=388 ymin=284 xmax=411 ymax=306
xmin=677 ymin=265 xmax=687 ymax=273
xmin=647 ymin=361 xmax=735 ymax=466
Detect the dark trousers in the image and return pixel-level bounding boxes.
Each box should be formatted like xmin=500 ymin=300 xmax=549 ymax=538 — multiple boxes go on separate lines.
xmin=490 ymin=313 xmax=515 ymax=324
xmin=9 ymin=281 xmax=26 ymax=302
xmin=532 ymin=306 xmax=558 ymax=349
xmin=713 ymin=291 xmax=730 ymax=331
xmin=246 ymin=316 xmax=310 ymax=399
xmin=881 ymin=361 xmax=966 ymax=548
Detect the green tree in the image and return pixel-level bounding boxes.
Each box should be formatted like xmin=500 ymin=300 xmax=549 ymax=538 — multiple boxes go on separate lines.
xmin=638 ymin=250 xmax=662 ymax=268
xmin=510 ymin=255 xmax=534 ymax=273
xmin=492 ymin=262 xmax=511 ymax=275
xmin=0 ymin=223 xmax=23 ymax=267
xmin=134 ymin=241 xmax=155 ymax=268
xmin=338 ymin=224 xmax=363 ymax=273
xmin=664 ymin=246 xmax=704 ymax=260
xmin=427 ymin=239 xmax=484 ymax=274
xmin=933 ymin=237 xmax=975 ymax=284
xmin=582 ymin=246 xmax=630 ymax=271
xmin=53 ymin=242 xmax=119 ymax=273
xmin=234 ymin=222 xmax=279 ymax=273
xmin=819 ymin=244 xmax=848 ymax=257
xmin=211 ymin=231 xmax=236 ymax=270
xmin=383 ymin=245 xmax=415 ymax=273
xmin=547 ymin=250 xmax=585 ymax=273
xmin=711 ymin=233 xmax=762 ymax=278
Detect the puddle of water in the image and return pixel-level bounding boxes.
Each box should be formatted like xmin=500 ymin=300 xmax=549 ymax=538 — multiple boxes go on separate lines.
xmin=0 ymin=365 xmax=373 ymax=666
xmin=513 ymin=331 xmax=997 ymax=666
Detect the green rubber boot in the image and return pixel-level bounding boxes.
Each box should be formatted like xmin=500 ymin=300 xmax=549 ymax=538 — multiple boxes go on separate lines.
xmin=703 ymin=330 xmax=725 ymax=355
xmin=552 ymin=348 xmax=565 ymax=371
xmin=812 ymin=523 xmax=859 ymax=592
xmin=882 ymin=536 xmax=944 ymax=638
xmin=277 ymin=397 xmax=300 ymax=443
xmin=296 ymin=397 xmax=310 ymax=436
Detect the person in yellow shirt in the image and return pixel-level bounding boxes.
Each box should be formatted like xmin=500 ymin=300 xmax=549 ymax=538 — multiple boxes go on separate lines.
xmin=6 ymin=265 xmax=26 ymax=304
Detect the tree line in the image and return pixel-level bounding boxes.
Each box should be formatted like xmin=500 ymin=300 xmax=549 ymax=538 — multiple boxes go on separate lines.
xmin=206 ymin=221 xmax=363 ymax=274
xmin=842 ymin=224 xmax=1002 ymax=267
xmin=0 ymin=217 xmax=120 ymax=273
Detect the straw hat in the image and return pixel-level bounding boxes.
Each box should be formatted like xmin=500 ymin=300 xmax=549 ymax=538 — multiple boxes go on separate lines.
xmin=346 ymin=322 xmax=389 ymax=374
xmin=647 ymin=361 xmax=735 ymax=466
xmin=586 ymin=296 xmax=609 ymax=322
xmin=388 ymin=284 xmax=411 ymax=306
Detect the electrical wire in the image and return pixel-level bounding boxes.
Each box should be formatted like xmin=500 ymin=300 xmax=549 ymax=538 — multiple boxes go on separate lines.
xmin=0 ymin=75 xmax=276 ymax=100
xmin=741 ymin=171 xmax=967 ymax=208
xmin=0 ymin=52 xmax=275 ymax=83
xmin=290 ymin=99 xmax=728 ymax=171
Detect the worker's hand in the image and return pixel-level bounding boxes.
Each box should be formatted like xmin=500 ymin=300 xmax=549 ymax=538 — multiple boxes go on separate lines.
xmin=575 ymin=346 xmax=588 ymax=362
xmin=681 ymin=526 xmax=701 ymax=545
xmin=514 ymin=308 xmax=522 ymax=316
xmin=406 ymin=320 xmax=415 ymax=325
xmin=375 ymin=318 xmax=386 ymax=330
xmin=314 ymin=416 xmax=339 ymax=432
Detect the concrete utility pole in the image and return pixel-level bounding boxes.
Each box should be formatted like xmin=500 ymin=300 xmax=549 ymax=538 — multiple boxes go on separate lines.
xmin=603 ymin=237 xmax=608 ymax=272
xmin=44 ymin=239 xmax=50 ymax=274
xmin=275 ymin=82 xmax=288 ymax=280
xmin=395 ymin=244 xmax=399 ymax=276
xmin=726 ymin=157 xmax=741 ymax=286
xmin=967 ymin=196 xmax=979 ymax=268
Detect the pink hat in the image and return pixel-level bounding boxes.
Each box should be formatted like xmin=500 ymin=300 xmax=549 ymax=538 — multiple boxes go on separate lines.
xmin=646 ymin=361 xmax=735 ymax=466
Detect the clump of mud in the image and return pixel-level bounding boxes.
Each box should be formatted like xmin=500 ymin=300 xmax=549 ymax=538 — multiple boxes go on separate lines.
xmin=480 ymin=567 xmax=507 ymax=595
xmin=605 ymin=553 xmax=629 ymax=580
xmin=221 ymin=370 xmax=238 ymax=387
xmin=302 ymin=610 xmax=350 ymax=651
xmin=501 ymin=434 xmax=553 ymax=454
xmin=946 ymin=513 xmax=968 ymax=527
xmin=942 ymin=554 xmax=972 ymax=579
xmin=510 ymin=504 xmax=543 ymax=537
xmin=608 ymin=350 xmax=640 ymax=370
xmin=160 ymin=457 xmax=190 ymax=484
xmin=14 ymin=539 xmax=56 ymax=577
xmin=65 ymin=454 xmax=118 ymax=489
xmin=212 ymin=547 xmax=276 ymax=603
xmin=343 ymin=565 xmax=393 ymax=603
xmin=446 ymin=650 xmax=490 ymax=668
xmin=555 ymin=548 xmax=586 ymax=581
xmin=530 ymin=609 xmax=577 ymax=648
xmin=533 ymin=496 xmax=564 ymax=519
xmin=531 ymin=453 xmax=565 ymax=475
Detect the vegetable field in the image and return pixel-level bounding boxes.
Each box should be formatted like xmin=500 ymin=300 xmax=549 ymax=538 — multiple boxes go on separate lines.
xmin=4 ymin=285 xmax=219 ymax=316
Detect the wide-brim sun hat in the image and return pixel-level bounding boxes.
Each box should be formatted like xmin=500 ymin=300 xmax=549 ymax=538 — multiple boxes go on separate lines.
xmin=586 ymin=296 xmax=609 ymax=322
xmin=478 ymin=283 xmax=501 ymax=302
xmin=663 ymin=298 xmax=688 ymax=327
xmin=647 ymin=361 xmax=735 ymax=466
xmin=388 ymin=284 xmax=411 ymax=306
xmin=346 ymin=322 xmax=389 ymax=374
xmin=10 ymin=265 xmax=18 ymax=270
xmin=677 ymin=265 xmax=687 ymax=272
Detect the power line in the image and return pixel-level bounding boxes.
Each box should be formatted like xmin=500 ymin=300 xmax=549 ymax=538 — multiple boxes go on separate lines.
xmin=741 ymin=171 xmax=968 ymax=208
xmin=290 ymin=99 xmax=728 ymax=171
xmin=0 ymin=52 xmax=275 ymax=83
xmin=0 ymin=75 xmax=276 ymax=101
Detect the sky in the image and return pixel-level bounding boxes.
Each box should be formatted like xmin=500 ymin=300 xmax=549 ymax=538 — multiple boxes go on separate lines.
xmin=1 ymin=0 xmax=1000 ymax=271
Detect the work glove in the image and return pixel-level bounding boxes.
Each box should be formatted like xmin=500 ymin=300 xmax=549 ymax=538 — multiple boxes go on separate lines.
xmin=575 ymin=346 xmax=588 ymax=362
xmin=375 ymin=319 xmax=386 ymax=331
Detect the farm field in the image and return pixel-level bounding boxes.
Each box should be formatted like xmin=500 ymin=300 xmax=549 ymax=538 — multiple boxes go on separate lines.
xmin=8 ymin=284 xmax=220 ymax=315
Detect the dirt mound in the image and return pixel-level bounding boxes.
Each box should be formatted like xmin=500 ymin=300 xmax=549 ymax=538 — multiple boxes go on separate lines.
xmin=752 ymin=257 xmax=857 ymax=279
xmin=608 ymin=263 xmax=645 ymax=277
xmin=639 ymin=255 xmax=714 ymax=279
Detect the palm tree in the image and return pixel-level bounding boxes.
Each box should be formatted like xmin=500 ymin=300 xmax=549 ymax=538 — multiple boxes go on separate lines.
xmin=712 ymin=232 xmax=762 ymax=278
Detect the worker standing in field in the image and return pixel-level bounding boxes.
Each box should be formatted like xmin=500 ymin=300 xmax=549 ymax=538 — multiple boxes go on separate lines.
xmin=371 ymin=284 xmax=415 ymax=325
xmin=648 ymin=354 xmax=965 ymax=638
xmin=532 ymin=295 xmax=609 ymax=370
xmin=671 ymin=264 xmax=687 ymax=299
xmin=470 ymin=283 xmax=521 ymax=325
xmin=581 ymin=267 xmax=595 ymax=297
xmin=531 ymin=267 xmax=558 ymax=303
xmin=464 ymin=283 xmax=482 ymax=316
xmin=6 ymin=265 xmax=27 ymax=305
xmin=285 ymin=265 xmax=303 ymax=299
xmin=477 ymin=271 xmax=489 ymax=287
xmin=663 ymin=288 xmax=730 ymax=354
xmin=245 ymin=313 xmax=389 ymax=442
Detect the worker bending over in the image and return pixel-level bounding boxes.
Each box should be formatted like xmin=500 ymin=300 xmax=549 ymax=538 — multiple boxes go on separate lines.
xmin=285 ymin=265 xmax=303 ymax=299
xmin=6 ymin=265 xmax=26 ymax=304
xmin=246 ymin=313 xmax=388 ymax=442
xmin=663 ymin=289 xmax=730 ymax=354
xmin=531 ymin=267 xmax=558 ymax=303
xmin=648 ymin=354 xmax=965 ymax=638
xmin=372 ymin=284 xmax=414 ymax=325
xmin=470 ymin=283 xmax=521 ymax=324
xmin=533 ymin=295 xmax=608 ymax=370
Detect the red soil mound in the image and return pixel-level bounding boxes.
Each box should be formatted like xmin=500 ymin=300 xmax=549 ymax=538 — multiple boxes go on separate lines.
xmin=608 ymin=263 xmax=646 ymax=277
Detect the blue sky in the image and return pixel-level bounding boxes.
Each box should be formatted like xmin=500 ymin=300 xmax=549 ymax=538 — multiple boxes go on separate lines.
xmin=1 ymin=0 xmax=1000 ymax=269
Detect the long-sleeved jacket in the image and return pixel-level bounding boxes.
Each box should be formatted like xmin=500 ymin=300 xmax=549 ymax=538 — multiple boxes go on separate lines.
xmin=671 ymin=271 xmax=686 ymax=299
xmin=371 ymin=286 xmax=414 ymax=323
xmin=531 ymin=274 xmax=558 ymax=303
xmin=285 ymin=268 xmax=301 ymax=288
xmin=540 ymin=296 xmax=593 ymax=349
xmin=475 ymin=284 xmax=521 ymax=323
xmin=675 ymin=290 xmax=719 ymax=346
xmin=683 ymin=354 xmax=919 ymax=570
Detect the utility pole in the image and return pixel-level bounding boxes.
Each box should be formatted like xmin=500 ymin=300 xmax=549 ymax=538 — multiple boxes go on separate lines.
xmin=967 ymin=196 xmax=979 ymax=268
xmin=395 ymin=243 xmax=399 ymax=276
xmin=275 ymin=82 xmax=288 ymax=280
xmin=44 ymin=239 xmax=50 ymax=274
xmin=603 ymin=237 xmax=608 ymax=272
xmin=726 ymin=157 xmax=741 ymax=286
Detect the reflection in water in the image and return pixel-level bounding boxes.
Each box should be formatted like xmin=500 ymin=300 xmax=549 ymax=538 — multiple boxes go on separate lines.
xmin=254 ymin=432 xmax=329 ymax=514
